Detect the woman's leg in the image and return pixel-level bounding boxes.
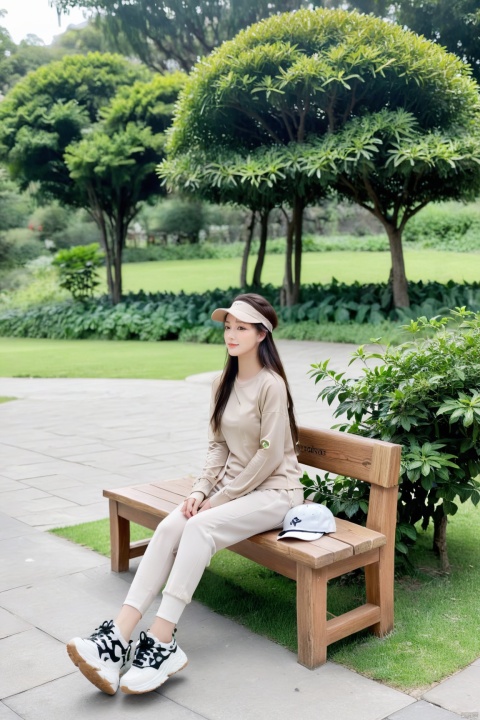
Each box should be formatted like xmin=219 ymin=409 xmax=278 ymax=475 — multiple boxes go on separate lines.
xmin=66 ymin=505 xmax=188 ymax=695
xmin=157 ymin=488 xmax=298 ymax=626
xmin=119 ymin=488 xmax=301 ymax=695
xmin=120 ymin=505 xmax=188 ymax=632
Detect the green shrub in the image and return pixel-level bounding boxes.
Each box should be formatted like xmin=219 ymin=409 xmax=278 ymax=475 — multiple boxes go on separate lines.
xmin=28 ymin=202 xmax=70 ymax=239
xmin=308 ymin=309 xmax=480 ymax=570
xmin=52 ymin=244 xmax=104 ymax=300
xmin=1 ymin=281 xmax=480 ymax=341
xmin=403 ymin=202 xmax=480 ymax=251
xmin=0 ymin=229 xmax=47 ymax=268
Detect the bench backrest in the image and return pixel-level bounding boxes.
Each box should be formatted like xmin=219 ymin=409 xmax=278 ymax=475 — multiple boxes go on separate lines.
xmin=297 ymin=426 xmax=401 ymax=537
xmin=297 ymin=426 xmax=401 ymax=488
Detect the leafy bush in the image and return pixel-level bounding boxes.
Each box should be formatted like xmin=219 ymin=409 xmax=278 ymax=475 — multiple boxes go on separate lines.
xmin=52 ymin=244 xmax=104 ymax=300
xmin=308 ymin=309 xmax=480 ymax=570
xmin=0 ymin=229 xmax=47 ymax=268
xmin=28 ymin=202 xmax=70 ymax=238
xmin=2 ymin=281 xmax=480 ymax=341
xmin=403 ymin=202 xmax=480 ymax=251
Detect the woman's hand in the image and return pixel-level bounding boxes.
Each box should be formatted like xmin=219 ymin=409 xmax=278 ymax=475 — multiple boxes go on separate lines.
xmin=182 ymin=496 xmax=202 ymax=518
xmin=198 ymin=499 xmax=212 ymax=513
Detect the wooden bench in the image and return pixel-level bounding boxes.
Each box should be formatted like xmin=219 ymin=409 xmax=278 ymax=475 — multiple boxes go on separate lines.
xmin=104 ymin=426 xmax=401 ymax=669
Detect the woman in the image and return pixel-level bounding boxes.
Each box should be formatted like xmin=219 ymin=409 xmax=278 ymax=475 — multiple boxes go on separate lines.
xmin=67 ymin=293 xmax=304 ymax=695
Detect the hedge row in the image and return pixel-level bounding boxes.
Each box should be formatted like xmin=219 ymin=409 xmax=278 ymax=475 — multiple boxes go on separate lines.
xmin=1 ymin=280 xmax=480 ymax=341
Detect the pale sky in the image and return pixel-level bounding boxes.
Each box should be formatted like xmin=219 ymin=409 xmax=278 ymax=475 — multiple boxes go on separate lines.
xmin=1 ymin=0 xmax=90 ymax=45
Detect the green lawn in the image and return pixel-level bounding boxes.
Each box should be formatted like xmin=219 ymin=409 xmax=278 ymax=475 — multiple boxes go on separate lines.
xmin=0 ymin=338 xmax=225 ymax=379
xmin=52 ymin=500 xmax=480 ymax=691
xmin=116 ymin=250 xmax=480 ymax=294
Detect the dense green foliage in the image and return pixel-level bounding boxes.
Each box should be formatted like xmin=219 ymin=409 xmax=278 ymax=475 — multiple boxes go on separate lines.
xmin=55 ymin=0 xmax=309 ymax=71
xmin=308 ymin=309 xmax=480 ymax=569
xmin=52 ymin=244 xmax=104 ymax=300
xmin=1 ymin=281 xmax=480 ymax=341
xmin=0 ymin=52 xmax=147 ymax=203
xmin=162 ymin=8 xmax=480 ymax=309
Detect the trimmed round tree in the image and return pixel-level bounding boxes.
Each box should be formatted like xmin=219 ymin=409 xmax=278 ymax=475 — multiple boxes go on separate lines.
xmin=163 ymin=8 xmax=480 ymax=307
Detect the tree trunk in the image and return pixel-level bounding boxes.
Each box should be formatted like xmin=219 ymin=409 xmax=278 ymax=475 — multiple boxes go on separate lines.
xmin=240 ymin=211 xmax=256 ymax=287
xmin=252 ymin=209 xmax=269 ymax=286
xmin=283 ymin=210 xmax=294 ymax=307
xmin=111 ymin=217 xmax=126 ymax=305
xmin=292 ymin=195 xmax=304 ymax=306
xmin=433 ymin=512 xmax=450 ymax=573
xmin=385 ymin=225 xmax=410 ymax=308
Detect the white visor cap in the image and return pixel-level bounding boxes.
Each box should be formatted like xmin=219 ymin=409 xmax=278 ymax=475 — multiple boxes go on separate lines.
xmin=211 ymin=300 xmax=273 ymax=333
xmin=278 ymin=504 xmax=336 ymax=542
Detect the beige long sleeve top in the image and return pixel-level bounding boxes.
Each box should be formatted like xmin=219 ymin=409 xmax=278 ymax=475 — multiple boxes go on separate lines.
xmin=190 ymin=368 xmax=303 ymax=508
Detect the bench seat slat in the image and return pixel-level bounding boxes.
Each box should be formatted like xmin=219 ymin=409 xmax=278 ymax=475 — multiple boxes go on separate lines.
xmin=105 ymin=482 xmax=386 ymax=571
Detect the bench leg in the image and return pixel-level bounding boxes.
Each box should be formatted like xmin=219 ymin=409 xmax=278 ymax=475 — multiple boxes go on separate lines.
xmin=365 ymin=545 xmax=394 ymax=637
xmin=297 ymin=565 xmax=328 ymax=669
xmin=109 ymin=499 xmax=130 ymax=573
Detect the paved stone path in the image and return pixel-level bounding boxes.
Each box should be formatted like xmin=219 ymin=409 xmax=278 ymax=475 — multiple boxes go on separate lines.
xmin=0 ymin=340 xmax=478 ymax=718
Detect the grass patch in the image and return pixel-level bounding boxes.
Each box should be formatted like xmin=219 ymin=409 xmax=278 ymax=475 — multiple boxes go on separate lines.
xmin=114 ymin=250 xmax=480 ymax=294
xmin=0 ymin=338 xmax=225 ymax=379
xmin=0 ymin=396 xmax=16 ymax=403
xmin=51 ymin=501 xmax=480 ymax=691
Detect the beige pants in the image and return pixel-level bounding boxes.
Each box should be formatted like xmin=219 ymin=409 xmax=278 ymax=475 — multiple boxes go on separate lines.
xmin=124 ymin=487 xmax=303 ymax=624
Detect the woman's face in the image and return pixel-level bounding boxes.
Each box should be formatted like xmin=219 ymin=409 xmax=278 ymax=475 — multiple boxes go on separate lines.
xmin=224 ymin=314 xmax=265 ymax=359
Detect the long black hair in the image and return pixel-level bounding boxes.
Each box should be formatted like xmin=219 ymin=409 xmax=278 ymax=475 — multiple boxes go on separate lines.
xmin=211 ymin=293 xmax=298 ymax=446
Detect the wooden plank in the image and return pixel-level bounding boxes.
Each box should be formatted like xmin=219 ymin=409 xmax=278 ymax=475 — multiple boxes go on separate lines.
xmin=118 ymin=504 xmax=166 ymax=530
xmin=105 ymin=487 xmax=175 ymax=516
xmin=326 ymin=603 xmax=381 ymax=645
xmin=332 ymin=519 xmax=386 ymax=553
xmin=365 ymin=485 xmax=398 ymax=635
xmin=297 ymin=565 xmax=328 ymax=668
xmin=109 ymin=499 xmax=130 ymax=573
xmin=297 ymin=426 xmax=401 ymax=487
xmin=248 ymin=530 xmax=349 ymax=569
xmin=326 ymin=548 xmax=380 ymax=581
xmin=228 ymin=542 xmax=297 ymax=581
xmin=129 ymin=539 xmax=150 ymax=559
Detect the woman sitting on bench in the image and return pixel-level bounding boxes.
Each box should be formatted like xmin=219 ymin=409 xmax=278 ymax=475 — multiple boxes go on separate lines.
xmin=67 ymin=292 xmax=304 ymax=695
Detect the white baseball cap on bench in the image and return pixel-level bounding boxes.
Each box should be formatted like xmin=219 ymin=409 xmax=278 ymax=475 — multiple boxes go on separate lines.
xmin=278 ymin=504 xmax=336 ymax=542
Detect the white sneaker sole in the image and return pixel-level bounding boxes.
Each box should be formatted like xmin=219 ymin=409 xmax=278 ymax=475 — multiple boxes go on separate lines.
xmin=120 ymin=651 xmax=188 ymax=695
xmin=67 ymin=640 xmax=119 ymax=695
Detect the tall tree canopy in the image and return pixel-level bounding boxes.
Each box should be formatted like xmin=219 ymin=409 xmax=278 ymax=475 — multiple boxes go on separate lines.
xmin=0 ymin=53 xmax=147 ymax=204
xmin=161 ymin=8 xmax=480 ymax=307
xmin=0 ymin=54 xmax=184 ymax=302
xmin=395 ymin=0 xmax=480 ymax=82
xmin=54 ymin=0 xmax=310 ymax=71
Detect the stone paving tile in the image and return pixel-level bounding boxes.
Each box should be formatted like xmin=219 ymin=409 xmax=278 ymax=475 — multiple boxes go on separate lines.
xmin=3 ymin=495 xmax=77 ymax=517
xmin=161 ymin=606 xmax=414 ymax=720
xmin=0 ymin=513 xmax=37 ymax=540
xmin=61 ymin=450 xmax=157 ymax=469
xmin=0 ymin=701 xmax=22 ymax=719
xmin=0 ymin=477 xmax=28 ymax=493
xmin=0 ymin=532 xmax=106 ymax=592
xmin=50 ymin=485 xmax=105 ymax=506
xmin=386 ymin=699 xmax=465 ymax=719
xmin=4 ymin=673 xmax=203 ymax=720
xmin=0 ymin=487 xmax=50 ymax=506
xmin=0 ymin=628 xmax=75 ymax=699
xmin=24 ymin=475 xmax=84 ymax=492
xmin=15 ymin=500 xmax=109 ymax=530
xmin=39 ymin=443 xmax=116 ymax=459
xmin=423 ymin=664 xmax=480 ymax=717
xmin=0 ymin=607 xmax=32 ymax=640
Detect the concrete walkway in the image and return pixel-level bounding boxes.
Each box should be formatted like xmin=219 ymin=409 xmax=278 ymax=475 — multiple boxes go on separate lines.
xmin=0 ymin=340 xmax=478 ymax=719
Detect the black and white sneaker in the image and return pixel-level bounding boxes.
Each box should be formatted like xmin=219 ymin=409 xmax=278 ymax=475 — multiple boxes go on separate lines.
xmin=120 ymin=630 xmax=188 ymax=694
xmin=67 ymin=620 xmax=132 ymax=695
